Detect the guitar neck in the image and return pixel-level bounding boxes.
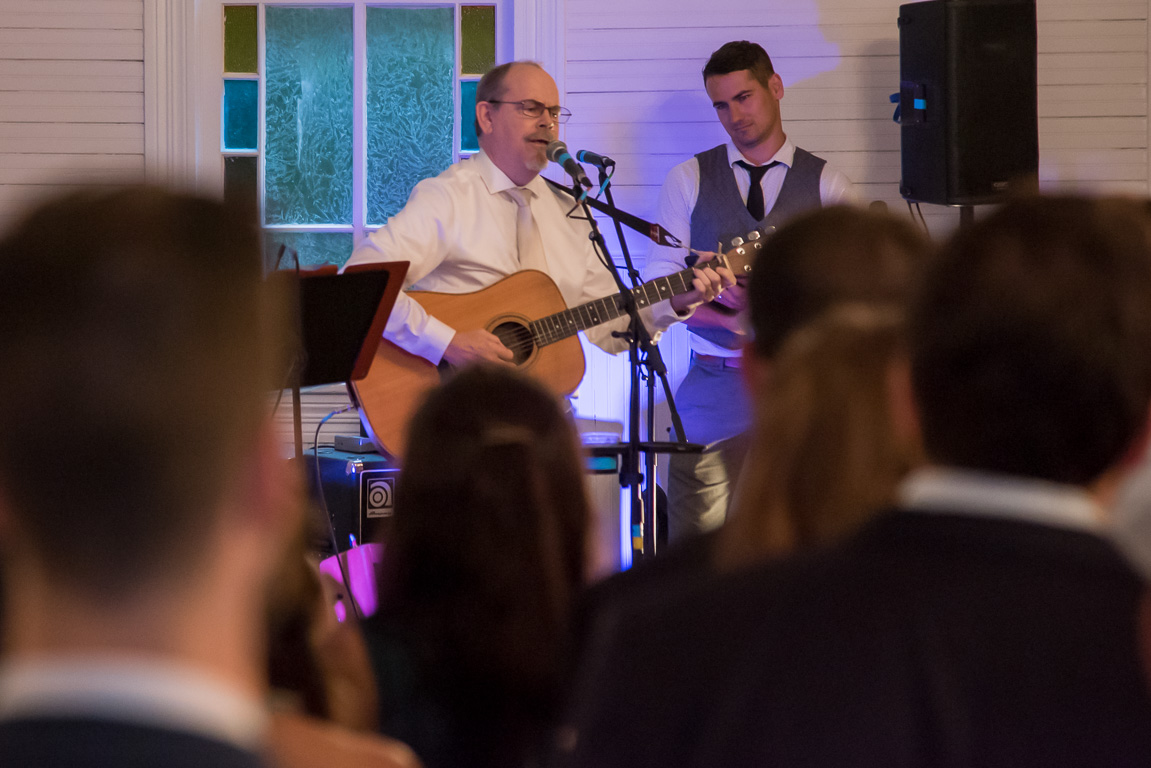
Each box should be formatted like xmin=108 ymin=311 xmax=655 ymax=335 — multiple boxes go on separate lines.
xmin=529 ymin=261 xmax=716 ymax=348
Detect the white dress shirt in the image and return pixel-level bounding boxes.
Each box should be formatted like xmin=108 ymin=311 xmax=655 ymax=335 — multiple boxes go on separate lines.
xmin=346 ymin=149 xmax=666 ymax=364
xmin=897 ymin=466 xmax=1106 ymax=535
xmin=0 ymin=656 xmax=268 ymax=751
xmin=643 ymin=138 xmax=857 ymax=357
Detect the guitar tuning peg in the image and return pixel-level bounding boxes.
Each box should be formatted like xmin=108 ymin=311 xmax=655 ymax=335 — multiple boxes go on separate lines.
xmin=747 ymin=231 xmax=761 ymax=241
xmin=730 ymin=237 xmax=745 ymax=248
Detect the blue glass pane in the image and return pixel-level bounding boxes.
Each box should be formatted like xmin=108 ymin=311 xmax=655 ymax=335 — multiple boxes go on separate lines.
xmin=366 ymin=7 xmax=454 ymax=226
xmin=264 ymin=231 xmax=355 ymax=271
xmin=265 ymin=7 xmax=353 ymax=226
xmin=223 ymin=79 xmax=258 ymax=151
xmin=461 ymin=80 xmax=479 ymax=153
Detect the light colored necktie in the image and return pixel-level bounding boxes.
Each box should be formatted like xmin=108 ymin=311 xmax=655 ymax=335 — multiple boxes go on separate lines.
xmin=503 ymin=186 xmax=547 ymax=271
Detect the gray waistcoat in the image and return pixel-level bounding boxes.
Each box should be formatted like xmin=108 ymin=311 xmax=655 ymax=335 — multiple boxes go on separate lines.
xmin=688 ymin=144 xmax=826 ymax=349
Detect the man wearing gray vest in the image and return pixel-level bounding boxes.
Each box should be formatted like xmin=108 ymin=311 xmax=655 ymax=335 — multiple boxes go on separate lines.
xmin=644 ymin=41 xmax=856 ymax=542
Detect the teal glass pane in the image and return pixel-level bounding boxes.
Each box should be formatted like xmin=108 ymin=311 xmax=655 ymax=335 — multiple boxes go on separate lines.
xmin=223 ymin=79 xmax=258 ymax=151
xmin=224 ymin=156 xmax=257 ymax=209
xmin=460 ymin=6 xmax=496 ymax=75
xmin=366 ymin=7 xmax=454 ymax=226
xmin=265 ymin=7 xmax=353 ymax=226
xmin=264 ymin=231 xmax=355 ymax=271
xmin=224 ymin=5 xmax=258 ymax=74
xmin=461 ymin=80 xmax=479 ymax=152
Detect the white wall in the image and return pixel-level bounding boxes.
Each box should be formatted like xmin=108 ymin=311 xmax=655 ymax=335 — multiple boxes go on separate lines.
xmin=564 ymin=0 xmax=1150 ymax=442
xmin=0 ymin=0 xmax=1145 ymax=451
xmin=0 ymin=0 xmax=145 ymax=234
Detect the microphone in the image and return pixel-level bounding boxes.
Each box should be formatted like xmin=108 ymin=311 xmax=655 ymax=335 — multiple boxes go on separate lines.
xmin=546 ymin=140 xmax=592 ymax=191
xmin=576 ymin=148 xmax=615 ymax=169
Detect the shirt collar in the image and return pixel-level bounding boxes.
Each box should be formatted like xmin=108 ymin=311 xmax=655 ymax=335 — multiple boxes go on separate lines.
xmin=897 ymin=466 xmax=1106 ymax=534
xmin=0 ymin=656 xmax=268 ymax=752
xmin=726 ymin=136 xmax=795 ymax=170
xmin=474 ymin=148 xmax=548 ymax=198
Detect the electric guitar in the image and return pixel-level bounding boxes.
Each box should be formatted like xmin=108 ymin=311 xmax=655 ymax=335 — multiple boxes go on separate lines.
xmin=350 ymin=232 xmax=768 ymax=460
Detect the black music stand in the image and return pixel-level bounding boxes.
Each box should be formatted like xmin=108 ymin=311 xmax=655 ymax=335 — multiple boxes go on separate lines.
xmin=272 ymin=261 xmax=409 ymax=458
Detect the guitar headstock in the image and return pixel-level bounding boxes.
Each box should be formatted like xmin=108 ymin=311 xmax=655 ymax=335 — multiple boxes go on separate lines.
xmin=721 ymin=226 xmax=775 ymax=277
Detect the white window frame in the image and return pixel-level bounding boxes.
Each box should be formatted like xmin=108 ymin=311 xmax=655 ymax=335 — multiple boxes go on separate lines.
xmin=144 ymin=0 xmax=565 ymax=208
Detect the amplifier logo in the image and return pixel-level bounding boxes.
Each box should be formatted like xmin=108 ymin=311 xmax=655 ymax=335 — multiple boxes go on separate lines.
xmin=364 ymin=476 xmax=396 ymax=518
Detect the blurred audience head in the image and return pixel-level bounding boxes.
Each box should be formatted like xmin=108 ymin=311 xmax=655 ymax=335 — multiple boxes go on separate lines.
xmin=380 ymin=364 xmax=591 ymax=702
xmin=0 ymin=185 xmax=290 ymax=610
xmin=719 ymin=306 xmax=919 ymax=569
xmin=746 ymin=204 xmax=929 ymax=365
xmin=909 ymin=195 xmax=1151 ymax=486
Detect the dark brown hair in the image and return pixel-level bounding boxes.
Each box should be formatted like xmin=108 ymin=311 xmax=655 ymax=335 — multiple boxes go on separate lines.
xmin=0 ymin=186 xmax=282 ymax=598
xmin=748 ymin=204 xmax=930 ymax=360
xmin=910 ymin=195 xmax=1151 ymax=484
xmin=703 ymin=40 xmax=776 ymax=89
xmin=377 ymin=365 xmax=591 ymax=762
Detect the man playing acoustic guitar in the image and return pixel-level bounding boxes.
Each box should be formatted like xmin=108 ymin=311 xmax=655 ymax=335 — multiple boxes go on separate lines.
xmin=642 ymin=41 xmax=857 ymax=543
xmin=345 ymin=61 xmax=731 ymax=370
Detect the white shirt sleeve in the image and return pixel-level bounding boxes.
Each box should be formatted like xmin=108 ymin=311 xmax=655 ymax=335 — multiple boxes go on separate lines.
xmin=642 ymin=158 xmax=702 ymax=329
xmin=344 ymin=179 xmax=458 ymax=364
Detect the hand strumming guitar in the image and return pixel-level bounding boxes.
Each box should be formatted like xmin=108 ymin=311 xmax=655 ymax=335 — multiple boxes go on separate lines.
xmin=669 ymin=251 xmax=737 ymax=315
xmin=443 ymin=328 xmax=515 ymax=367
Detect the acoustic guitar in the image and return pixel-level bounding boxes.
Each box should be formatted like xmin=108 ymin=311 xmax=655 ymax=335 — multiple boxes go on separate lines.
xmin=350 ymin=232 xmax=768 ymax=460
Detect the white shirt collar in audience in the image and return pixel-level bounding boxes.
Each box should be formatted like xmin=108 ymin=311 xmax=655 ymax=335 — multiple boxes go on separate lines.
xmin=898 ymin=466 xmax=1105 ymax=534
xmin=0 ymin=656 xmax=267 ymax=751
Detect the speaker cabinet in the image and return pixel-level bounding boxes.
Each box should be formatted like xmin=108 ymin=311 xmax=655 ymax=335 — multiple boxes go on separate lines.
xmin=898 ymin=0 xmax=1038 ymax=206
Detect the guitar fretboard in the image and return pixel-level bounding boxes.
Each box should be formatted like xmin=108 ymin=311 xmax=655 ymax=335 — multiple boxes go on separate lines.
xmin=529 ymin=263 xmax=712 ymax=347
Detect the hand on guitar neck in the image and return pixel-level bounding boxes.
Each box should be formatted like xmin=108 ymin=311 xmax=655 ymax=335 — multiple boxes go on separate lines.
xmin=669 ymin=251 xmax=737 ymax=315
xmin=443 ymin=328 xmax=515 ymax=367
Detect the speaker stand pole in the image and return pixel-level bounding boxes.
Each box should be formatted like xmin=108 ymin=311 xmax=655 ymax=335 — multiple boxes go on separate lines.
xmin=959 ymin=205 xmax=975 ymax=229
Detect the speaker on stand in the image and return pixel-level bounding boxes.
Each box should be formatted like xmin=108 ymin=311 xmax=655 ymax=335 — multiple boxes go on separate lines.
xmin=898 ymin=0 xmax=1039 ymax=225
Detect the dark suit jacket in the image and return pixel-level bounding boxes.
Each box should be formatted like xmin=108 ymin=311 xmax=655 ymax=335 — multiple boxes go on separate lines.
xmin=565 ymin=509 xmax=1151 ymax=768
xmin=0 ymin=717 xmax=268 ymax=768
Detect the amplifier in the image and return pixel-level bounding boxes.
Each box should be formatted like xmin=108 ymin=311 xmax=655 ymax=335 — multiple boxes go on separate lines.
xmin=302 ymin=447 xmax=399 ymax=554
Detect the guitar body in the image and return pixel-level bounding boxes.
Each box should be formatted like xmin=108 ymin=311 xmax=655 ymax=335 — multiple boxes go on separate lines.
xmin=350 ymin=270 xmax=586 ymax=460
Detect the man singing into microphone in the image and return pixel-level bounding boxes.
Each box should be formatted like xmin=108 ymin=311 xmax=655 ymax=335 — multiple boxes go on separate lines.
xmin=345 ymin=61 xmax=731 ymax=367
xmin=642 ymin=41 xmax=857 ymax=543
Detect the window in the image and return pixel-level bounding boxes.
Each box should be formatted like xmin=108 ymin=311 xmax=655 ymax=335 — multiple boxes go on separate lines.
xmin=217 ymin=1 xmax=511 ymax=269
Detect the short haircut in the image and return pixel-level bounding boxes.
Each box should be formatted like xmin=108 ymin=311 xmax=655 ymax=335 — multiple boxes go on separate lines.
xmin=910 ymin=195 xmax=1151 ymax=484
xmin=474 ymin=60 xmax=544 ymax=138
xmin=0 ymin=186 xmax=283 ymax=598
xmin=703 ymin=40 xmax=776 ymax=89
xmin=747 ymin=205 xmax=930 ymax=360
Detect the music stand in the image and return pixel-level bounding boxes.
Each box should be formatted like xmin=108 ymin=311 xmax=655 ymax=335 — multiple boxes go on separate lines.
xmin=272 ymin=261 xmax=408 ymax=458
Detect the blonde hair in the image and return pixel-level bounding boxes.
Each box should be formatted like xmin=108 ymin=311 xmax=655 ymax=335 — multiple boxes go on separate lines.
xmin=717 ymin=305 xmax=921 ymax=570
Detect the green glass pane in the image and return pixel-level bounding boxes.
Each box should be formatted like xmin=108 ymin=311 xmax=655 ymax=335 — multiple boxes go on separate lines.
xmin=461 ymin=80 xmax=479 ymax=152
xmin=265 ymin=7 xmax=353 ymax=226
xmin=224 ymin=5 xmax=258 ymax=74
xmin=366 ymin=7 xmax=454 ymax=226
xmin=223 ymin=79 xmax=258 ymax=151
xmin=461 ymin=6 xmax=496 ymax=75
xmin=264 ymin=231 xmax=355 ymax=271
xmin=224 ymin=155 xmax=257 ymax=209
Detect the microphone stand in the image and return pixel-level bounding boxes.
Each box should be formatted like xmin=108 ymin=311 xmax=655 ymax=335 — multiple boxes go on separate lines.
xmin=576 ymin=167 xmax=700 ymax=561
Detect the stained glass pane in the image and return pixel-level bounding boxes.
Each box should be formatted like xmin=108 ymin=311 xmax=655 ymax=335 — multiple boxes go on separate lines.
xmin=224 ymin=5 xmax=258 ymax=74
xmin=366 ymin=7 xmax=454 ymax=226
xmin=224 ymin=156 xmax=257 ymax=208
xmin=264 ymin=231 xmax=355 ymax=271
xmin=265 ymin=7 xmax=353 ymax=226
xmin=461 ymin=80 xmax=479 ymax=152
xmin=461 ymin=6 xmax=496 ymax=75
xmin=223 ymin=79 xmax=258 ymax=151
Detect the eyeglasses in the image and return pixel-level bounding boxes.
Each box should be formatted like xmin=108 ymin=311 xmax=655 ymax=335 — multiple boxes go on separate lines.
xmin=486 ymin=99 xmax=572 ymax=124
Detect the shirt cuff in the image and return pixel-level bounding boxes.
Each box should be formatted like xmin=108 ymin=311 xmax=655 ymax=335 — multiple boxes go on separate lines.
xmin=406 ymin=315 xmax=455 ymax=365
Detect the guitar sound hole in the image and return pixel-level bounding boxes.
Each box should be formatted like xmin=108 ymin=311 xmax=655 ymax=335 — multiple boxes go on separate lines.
xmin=492 ymin=321 xmax=534 ymax=366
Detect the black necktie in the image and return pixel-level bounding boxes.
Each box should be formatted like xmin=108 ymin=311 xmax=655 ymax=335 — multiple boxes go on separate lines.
xmin=735 ymin=160 xmax=779 ymax=221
